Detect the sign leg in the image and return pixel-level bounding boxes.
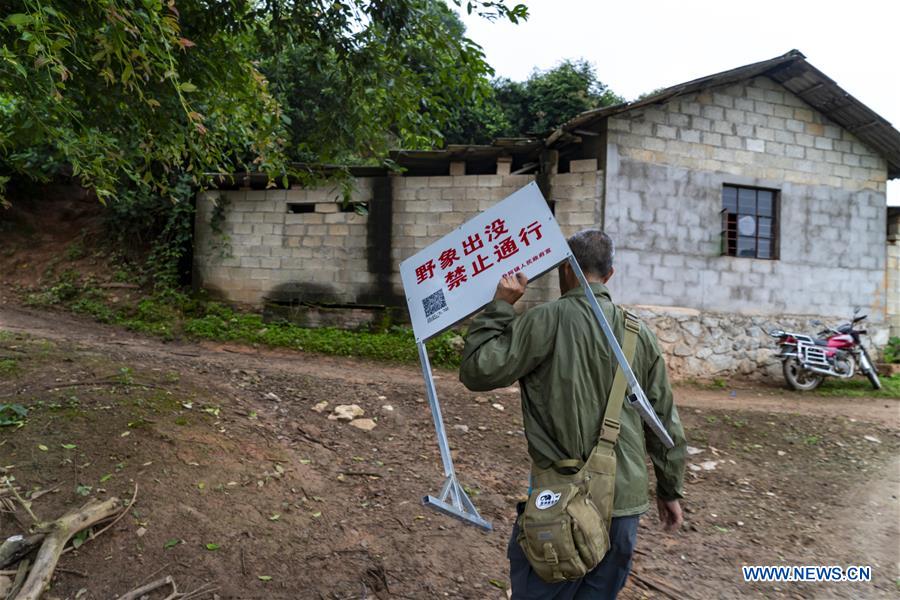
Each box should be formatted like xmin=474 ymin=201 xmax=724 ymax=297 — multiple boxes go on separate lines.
xmin=416 ymin=340 xmax=492 ymax=530
xmin=566 ymin=256 xmax=675 ymax=448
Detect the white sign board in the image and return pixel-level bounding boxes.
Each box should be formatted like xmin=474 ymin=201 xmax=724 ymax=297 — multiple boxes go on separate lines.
xmin=400 ymin=182 xmax=571 ymax=342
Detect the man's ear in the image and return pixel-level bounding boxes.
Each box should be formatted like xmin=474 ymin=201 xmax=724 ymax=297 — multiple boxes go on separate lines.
xmin=602 ymin=266 xmax=615 ymax=284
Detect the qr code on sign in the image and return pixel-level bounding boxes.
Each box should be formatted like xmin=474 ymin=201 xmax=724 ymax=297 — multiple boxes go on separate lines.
xmin=423 ymin=289 xmax=449 ymax=323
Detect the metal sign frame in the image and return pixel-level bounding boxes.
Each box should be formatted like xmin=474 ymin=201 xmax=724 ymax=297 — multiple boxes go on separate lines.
xmin=566 ymin=255 xmax=676 ymax=449
xmin=408 ymin=188 xmax=674 ymax=530
xmin=416 ymin=340 xmax=492 ymax=530
xmin=414 ymin=253 xmax=674 ymax=531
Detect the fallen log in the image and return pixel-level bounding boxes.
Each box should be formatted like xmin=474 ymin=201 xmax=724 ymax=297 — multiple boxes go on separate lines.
xmin=14 ymin=496 xmax=121 ymax=600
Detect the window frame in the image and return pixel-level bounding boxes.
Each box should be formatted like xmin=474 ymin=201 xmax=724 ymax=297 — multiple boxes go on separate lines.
xmin=720 ymin=184 xmax=779 ymax=260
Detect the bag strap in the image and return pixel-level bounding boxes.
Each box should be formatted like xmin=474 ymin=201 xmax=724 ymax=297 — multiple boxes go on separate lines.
xmin=550 ymin=311 xmax=640 ymax=472
xmin=597 ymin=311 xmax=640 ymax=447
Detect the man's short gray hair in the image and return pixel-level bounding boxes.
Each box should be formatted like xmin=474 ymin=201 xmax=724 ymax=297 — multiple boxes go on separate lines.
xmin=567 ymin=229 xmax=615 ymax=278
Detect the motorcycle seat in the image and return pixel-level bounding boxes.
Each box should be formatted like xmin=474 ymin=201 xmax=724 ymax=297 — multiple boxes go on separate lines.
xmin=814 ymin=338 xmax=830 ymax=346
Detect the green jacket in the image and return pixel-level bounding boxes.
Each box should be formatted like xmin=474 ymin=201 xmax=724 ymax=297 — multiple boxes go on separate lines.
xmin=460 ymin=283 xmax=687 ymax=517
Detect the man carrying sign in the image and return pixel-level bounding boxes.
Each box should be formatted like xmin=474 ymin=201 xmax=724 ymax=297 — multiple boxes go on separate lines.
xmin=460 ymin=229 xmax=687 ymax=599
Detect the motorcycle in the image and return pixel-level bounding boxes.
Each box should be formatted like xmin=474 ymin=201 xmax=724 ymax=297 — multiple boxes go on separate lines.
xmin=769 ymin=309 xmax=881 ymax=392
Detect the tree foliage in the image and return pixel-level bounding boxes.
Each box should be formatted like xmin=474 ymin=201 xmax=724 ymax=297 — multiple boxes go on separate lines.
xmin=0 ymin=1 xmax=528 ymax=203
xmin=444 ymin=58 xmax=624 ymax=144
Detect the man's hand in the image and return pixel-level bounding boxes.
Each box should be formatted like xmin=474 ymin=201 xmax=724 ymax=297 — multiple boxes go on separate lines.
xmin=494 ymin=272 xmax=528 ymax=305
xmin=656 ymin=497 xmax=683 ymax=533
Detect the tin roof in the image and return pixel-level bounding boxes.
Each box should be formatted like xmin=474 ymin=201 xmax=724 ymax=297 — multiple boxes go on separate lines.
xmin=555 ymin=50 xmax=900 ymax=179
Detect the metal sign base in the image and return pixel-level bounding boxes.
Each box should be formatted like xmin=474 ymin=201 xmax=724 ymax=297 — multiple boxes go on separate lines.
xmin=423 ymin=476 xmax=492 ymax=531
xmin=416 ymin=340 xmax=493 ymax=531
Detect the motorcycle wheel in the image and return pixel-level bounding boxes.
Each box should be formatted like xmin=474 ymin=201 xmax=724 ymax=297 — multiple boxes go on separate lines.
xmin=782 ymin=359 xmax=823 ymax=391
xmin=860 ymin=348 xmax=882 ymax=391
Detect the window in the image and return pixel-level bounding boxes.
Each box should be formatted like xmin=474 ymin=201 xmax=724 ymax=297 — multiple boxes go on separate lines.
xmin=721 ymin=185 xmax=777 ymax=259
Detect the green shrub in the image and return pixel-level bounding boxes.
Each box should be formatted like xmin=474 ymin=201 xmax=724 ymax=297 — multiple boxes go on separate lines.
xmin=883 ymin=337 xmax=900 ymax=364
xmin=72 ymin=298 xmax=115 ymax=323
xmin=0 ymin=403 xmax=27 ymax=427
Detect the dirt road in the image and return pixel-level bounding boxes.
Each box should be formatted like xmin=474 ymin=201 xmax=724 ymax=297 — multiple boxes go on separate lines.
xmin=1 ymin=305 xmax=898 ymax=599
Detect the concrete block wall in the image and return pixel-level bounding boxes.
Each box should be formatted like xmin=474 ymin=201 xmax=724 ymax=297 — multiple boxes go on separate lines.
xmin=194 ymin=180 xmax=374 ymax=305
xmin=604 ymin=76 xmax=888 ymax=320
xmin=195 ymin=166 xmax=609 ymax=313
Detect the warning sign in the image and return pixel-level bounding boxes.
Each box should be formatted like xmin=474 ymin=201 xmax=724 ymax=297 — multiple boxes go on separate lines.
xmin=400 ymin=182 xmax=571 ymax=342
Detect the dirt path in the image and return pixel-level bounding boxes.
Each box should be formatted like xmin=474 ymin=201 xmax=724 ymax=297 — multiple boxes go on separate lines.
xmin=2 ymin=304 xmax=899 ymax=599
xmin=2 ymin=304 xmax=896 ymax=426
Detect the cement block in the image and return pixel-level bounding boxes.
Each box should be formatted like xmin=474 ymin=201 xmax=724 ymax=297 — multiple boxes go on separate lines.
xmin=245 ymin=190 xmax=268 ymax=202
xmin=725 ymin=109 xmax=746 ymax=124
xmin=702 ymin=132 xmax=722 ymax=146
xmin=570 ymin=158 xmax=598 ymax=173
xmin=753 ymin=100 xmax=774 ymax=116
xmin=656 ymin=125 xmax=677 ymax=139
xmin=713 ymin=121 xmax=734 ymax=135
xmin=702 ymin=106 xmax=725 ymax=121
xmin=477 ymin=175 xmax=503 ymax=188
xmin=679 ymin=129 xmax=701 ymax=143
xmin=746 ymin=139 xmax=765 ymax=153
xmin=690 ymin=116 xmax=711 ymax=131
xmin=773 ymin=104 xmax=794 ymax=119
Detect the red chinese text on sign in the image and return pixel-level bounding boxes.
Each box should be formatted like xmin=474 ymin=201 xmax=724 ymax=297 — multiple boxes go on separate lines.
xmin=471 ymin=253 xmax=494 ymax=276
xmin=439 ymin=248 xmax=460 ymax=270
xmin=462 ymin=233 xmax=484 ymax=255
xmin=519 ymin=221 xmax=543 ymax=247
xmin=416 ymin=259 xmax=436 ymax=284
xmin=484 ymin=218 xmax=509 ymax=242
xmin=493 ymin=237 xmax=519 ymax=261
xmin=445 ymin=266 xmax=467 ymax=290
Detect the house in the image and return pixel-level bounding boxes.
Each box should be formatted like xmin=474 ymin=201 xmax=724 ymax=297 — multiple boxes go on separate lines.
xmin=193 ymin=50 xmax=900 ymax=378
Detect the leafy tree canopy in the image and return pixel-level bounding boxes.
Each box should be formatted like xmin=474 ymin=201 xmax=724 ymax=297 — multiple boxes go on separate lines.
xmin=444 ymin=58 xmax=624 ymax=144
xmin=0 ymin=0 xmax=527 ymax=203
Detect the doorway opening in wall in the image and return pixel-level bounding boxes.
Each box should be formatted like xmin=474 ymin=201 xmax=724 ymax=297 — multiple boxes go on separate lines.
xmin=721 ymin=184 xmax=779 ymax=259
xmin=287 ymin=203 xmax=315 ymax=214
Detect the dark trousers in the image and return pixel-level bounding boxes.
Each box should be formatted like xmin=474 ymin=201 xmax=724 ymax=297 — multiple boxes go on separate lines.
xmin=508 ymin=504 xmax=640 ymax=600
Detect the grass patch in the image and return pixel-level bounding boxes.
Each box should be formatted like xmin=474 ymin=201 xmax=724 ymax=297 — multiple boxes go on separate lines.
xmin=0 ymin=358 xmax=18 ymax=377
xmin=24 ymin=277 xmax=464 ymax=369
xmin=815 ymin=375 xmax=900 ymax=399
xmin=183 ymin=306 xmax=461 ymax=367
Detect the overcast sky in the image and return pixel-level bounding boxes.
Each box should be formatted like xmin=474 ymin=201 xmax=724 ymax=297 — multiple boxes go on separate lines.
xmin=456 ymin=0 xmax=899 ymax=205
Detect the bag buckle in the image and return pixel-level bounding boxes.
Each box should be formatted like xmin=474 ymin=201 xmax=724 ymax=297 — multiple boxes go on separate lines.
xmin=542 ymin=542 xmax=559 ymax=565
xmin=599 ymin=417 xmax=620 ymax=442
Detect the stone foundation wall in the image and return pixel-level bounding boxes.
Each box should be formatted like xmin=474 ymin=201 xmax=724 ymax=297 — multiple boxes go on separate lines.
xmin=627 ymin=305 xmax=890 ymax=380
